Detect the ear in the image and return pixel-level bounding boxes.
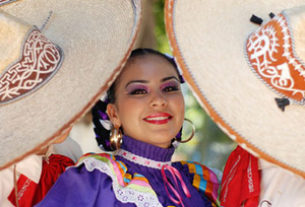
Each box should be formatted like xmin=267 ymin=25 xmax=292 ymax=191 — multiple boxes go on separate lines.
xmin=106 ymin=103 xmax=121 ymax=128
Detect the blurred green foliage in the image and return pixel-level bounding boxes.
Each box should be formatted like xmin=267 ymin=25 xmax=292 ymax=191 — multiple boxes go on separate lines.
xmin=153 ymin=0 xmax=236 ymax=177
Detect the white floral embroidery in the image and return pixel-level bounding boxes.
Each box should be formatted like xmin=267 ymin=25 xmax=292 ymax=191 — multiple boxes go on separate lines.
xmin=79 ymin=157 xmax=163 ymax=207
xmin=0 ymin=29 xmax=62 ymax=103
xmin=246 ymin=14 xmax=305 ymax=102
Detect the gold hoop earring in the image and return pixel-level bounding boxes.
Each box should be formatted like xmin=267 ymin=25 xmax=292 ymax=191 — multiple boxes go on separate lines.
xmin=176 ymin=118 xmax=195 ymax=143
xmin=110 ymin=127 xmax=123 ymax=150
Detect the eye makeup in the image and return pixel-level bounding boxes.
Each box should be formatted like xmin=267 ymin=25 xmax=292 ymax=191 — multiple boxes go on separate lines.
xmin=124 ymin=76 xmax=180 ymax=95
xmin=160 ymin=80 xmax=180 ymax=92
xmin=126 ymin=83 xmax=149 ymax=95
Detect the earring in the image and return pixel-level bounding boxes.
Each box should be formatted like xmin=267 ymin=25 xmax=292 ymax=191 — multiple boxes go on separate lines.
xmin=110 ymin=127 xmax=123 ymax=150
xmin=176 ymin=118 xmax=195 ymax=143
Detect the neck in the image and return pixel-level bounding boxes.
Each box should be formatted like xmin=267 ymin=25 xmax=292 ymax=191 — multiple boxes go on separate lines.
xmin=119 ymin=135 xmax=175 ymax=162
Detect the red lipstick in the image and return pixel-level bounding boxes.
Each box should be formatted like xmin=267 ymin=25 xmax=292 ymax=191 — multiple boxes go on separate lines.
xmin=143 ymin=112 xmax=172 ymax=124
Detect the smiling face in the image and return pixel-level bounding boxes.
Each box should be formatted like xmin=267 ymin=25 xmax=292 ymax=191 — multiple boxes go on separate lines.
xmin=107 ymin=54 xmax=185 ymax=148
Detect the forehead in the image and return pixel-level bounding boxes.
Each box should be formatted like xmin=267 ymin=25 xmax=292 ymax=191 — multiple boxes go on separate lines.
xmin=118 ymin=54 xmax=178 ymax=82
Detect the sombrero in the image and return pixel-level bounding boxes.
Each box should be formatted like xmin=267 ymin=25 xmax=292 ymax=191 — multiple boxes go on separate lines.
xmin=0 ymin=0 xmax=141 ymax=169
xmin=165 ymin=0 xmax=305 ymax=177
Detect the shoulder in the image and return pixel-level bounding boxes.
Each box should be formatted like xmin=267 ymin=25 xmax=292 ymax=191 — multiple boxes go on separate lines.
xmin=77 ymin=152 xmax=117 ymax=167
xmin=35 ymin=153 xmax=117 ymax=207
xmin=75 ymin=152 xmax=126 ymax=181
xmin=173 ymin=161 xmax=219 ymax=204
xmin=36 ymin=153 xmax=121 ymax=207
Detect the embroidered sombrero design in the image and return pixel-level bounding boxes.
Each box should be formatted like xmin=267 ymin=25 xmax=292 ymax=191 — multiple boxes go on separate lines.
xmin=0 ymin=0 xmax=141 ymax=169
xmin=165 ymin=0 xmax=305 ymax=177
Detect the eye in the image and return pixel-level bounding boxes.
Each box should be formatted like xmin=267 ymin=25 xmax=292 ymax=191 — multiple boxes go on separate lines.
xmin=126 ymin=83 xmax=149 ymax=95
xmin=163 ymin=85 xmax=179 ymax=92
xmin=161 ymin=81 xmax=180 ymax=92
xmin=129 ymin=88 xmax=148 ymax=95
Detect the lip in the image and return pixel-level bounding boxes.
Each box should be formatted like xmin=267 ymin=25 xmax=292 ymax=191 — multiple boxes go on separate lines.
xmin=143 ymin=112 xmax=172 ymax=124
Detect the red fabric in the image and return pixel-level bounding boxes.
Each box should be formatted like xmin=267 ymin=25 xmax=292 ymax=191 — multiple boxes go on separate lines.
xmin=8 ymin=154 xmax=74 ymax=207
xmin=220 ymin=146 xmax=260 ymax=207
xmin=7 ymin=174 xmax=38 ymax=207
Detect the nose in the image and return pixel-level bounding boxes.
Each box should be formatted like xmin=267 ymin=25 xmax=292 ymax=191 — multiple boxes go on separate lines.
xmin=150 ymin=91 xmax=167 ymax=108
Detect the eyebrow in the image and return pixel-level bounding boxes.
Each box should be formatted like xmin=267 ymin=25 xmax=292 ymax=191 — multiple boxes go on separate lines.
xmin=125 ymin=80 xmax=148 ymax=89
xmin=125 ymin=76 xmax=179 ymax=88
xmin=161 ymin=76 xmax=179 ymax=82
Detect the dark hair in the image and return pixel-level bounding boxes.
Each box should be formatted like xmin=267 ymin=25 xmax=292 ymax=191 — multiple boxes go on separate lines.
xmin=92 ymin=100 xmax=113 ymax=150
xmin=92 ymin=48 xmax=184 ymax=151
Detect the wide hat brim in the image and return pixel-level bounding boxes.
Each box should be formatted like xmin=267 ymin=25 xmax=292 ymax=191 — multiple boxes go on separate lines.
xmin=0 ymin=0 xmax=141 ymax=169
xmin=166 ymin=0 xmax=305 ymax=177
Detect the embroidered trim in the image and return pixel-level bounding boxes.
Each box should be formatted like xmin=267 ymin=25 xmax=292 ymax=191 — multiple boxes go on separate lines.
xmin=17 ymin=178 xmax=31 ymax=200
xmin=115 ymin=149 xmax=171 ymax=169
xmin=0 ymin=29 xmax=63 ymax=104
xmin=247 ymin=156 xmax=254 ymax=193
xmin=245 ymin=14 xmax=305 ymax=103
xmin=221 ymin=155 xmax=241 ymax=203
xmin=77 ymin=154 xmax=162 ymax=207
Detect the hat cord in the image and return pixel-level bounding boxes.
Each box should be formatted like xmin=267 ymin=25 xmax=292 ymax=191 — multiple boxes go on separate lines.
xmin=40 ymin=11 xmax=53 ymax=31
xmin=13 ymin=164 xmax=20 ymax=207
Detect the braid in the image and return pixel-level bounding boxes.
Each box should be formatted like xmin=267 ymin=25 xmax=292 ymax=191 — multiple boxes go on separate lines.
xmin=91 ymin=99 xmax=114 ymax=151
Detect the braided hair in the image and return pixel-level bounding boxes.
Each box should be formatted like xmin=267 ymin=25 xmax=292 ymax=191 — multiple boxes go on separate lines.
xmin=92 ymin=48 xmax=184 ymax=151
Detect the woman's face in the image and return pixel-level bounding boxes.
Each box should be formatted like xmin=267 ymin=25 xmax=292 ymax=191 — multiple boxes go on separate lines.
xmin=107 ymin=54 xmax=185 ymax=148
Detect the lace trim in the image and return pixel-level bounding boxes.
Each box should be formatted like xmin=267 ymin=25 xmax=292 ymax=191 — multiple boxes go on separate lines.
xmin=78 ymin=155 xmax=162 ymax=207
xmin=115 ymin=149 xmax=171 ymax=169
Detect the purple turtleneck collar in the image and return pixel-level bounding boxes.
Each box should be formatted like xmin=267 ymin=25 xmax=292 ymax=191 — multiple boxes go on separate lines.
xmin=120 ymin=135 xmax=175 ymax=162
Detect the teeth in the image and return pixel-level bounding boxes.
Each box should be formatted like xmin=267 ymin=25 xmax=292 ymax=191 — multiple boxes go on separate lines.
xmin=146 ymin=117 xmax=168 ymax=121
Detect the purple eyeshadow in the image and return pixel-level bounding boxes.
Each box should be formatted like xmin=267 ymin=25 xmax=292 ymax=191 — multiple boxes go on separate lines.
xmin=126 ymin=84 xmax=149 ymax=94
xmin=160 ymin=80 xmax=179 ymax=90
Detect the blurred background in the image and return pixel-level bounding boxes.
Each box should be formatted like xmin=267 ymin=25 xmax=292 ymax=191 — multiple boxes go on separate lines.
xmin=68 ymin=0 xmax=236 ymax=181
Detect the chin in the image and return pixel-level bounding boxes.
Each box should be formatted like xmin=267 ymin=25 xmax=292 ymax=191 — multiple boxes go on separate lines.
xmin=149 ymin=137 xmax=174 ymax=147
xmin=153 ymin=141 xmax=172 ymax=149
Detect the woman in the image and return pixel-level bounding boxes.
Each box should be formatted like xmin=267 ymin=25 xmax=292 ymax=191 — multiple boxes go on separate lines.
xmin=36 ymin=48 xmax=219 ymax=207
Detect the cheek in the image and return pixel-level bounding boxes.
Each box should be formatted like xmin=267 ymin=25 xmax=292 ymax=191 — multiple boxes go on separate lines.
xmin=172 ymin=95 xmax=185 ymax=119
xmin=116 ymin=99 xmax=143 ymax=122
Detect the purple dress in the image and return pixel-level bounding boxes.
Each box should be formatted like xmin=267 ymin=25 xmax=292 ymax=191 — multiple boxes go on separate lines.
xmin=36 ymin=136 xmax=219 ymax=207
